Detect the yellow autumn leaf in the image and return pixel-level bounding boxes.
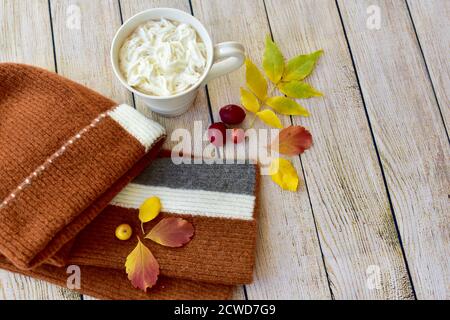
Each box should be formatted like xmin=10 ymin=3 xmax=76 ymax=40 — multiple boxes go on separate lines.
xmin=245 ymin=58 xmax=268 ymax=101
xmin=277 ymin=80 xmax=323 ymax=99
xmin=266 ymin=96 xmax=310 ymax=116
xmin=269 ymin=158 xmax=299 ymax=191
xmin=125 ymin=238 xmax=159 ymax=291
xmin=256 ymin=109 xmax=283 ymax=128
xmin=283 ymin=50 xmax=323 ymax=82
xmin=240 ymin=87 xmax=260 ymax=113
xmin=262 ymin=35 xmax=284 ymax=84
xmin=139 ymin=196 xmax=161 ymax=224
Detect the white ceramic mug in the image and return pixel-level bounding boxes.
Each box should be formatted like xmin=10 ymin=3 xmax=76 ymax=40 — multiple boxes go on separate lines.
xmin=111 ymin=8 xmax=245 ymax=117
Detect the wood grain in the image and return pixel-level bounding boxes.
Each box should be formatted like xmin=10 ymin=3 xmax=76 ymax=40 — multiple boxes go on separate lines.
xmin=50 ymin=0 xmax=129 ymax=101
xmin=338 ymin=0 xmax=450 ymax=299
xmin=265 ymin=0 xmax=414 ymax=299
xmin=0 ymin=0 xmax=80 ymax=300
xmin=1 ymin=0 xmax=448 ymax=300
xmin=0 ymin=0 xmax=54 ymax=67
xmin=0 ymin=270 xmax=80 ymax=300
xmin=192 ymin=0 xmax=331 ymax=299
xmin=230 ymin=286 xmax=246 ymax=300
xmin=407 ymin=0 xmax=450 ymax=133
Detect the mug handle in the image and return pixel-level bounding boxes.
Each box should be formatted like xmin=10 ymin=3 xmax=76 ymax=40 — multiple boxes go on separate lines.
xmin=201 ymin=41 xmax=245 ymax=85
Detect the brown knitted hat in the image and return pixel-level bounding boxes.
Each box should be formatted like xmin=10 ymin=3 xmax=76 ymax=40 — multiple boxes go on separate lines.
xmin=0 ymin=63 xmax=259 ymax=300
xmin=0 ymin=63 xmax=166 ymax=269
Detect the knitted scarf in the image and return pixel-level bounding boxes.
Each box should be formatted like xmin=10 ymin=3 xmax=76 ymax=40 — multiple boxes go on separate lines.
xmin=0 ymin=63 xmax=259 ymax=299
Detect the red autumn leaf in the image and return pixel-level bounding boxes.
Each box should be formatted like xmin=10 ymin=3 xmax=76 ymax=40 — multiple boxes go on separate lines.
xmin=145 ymin=217 xmax=194 ymax=248
xmin=125 ymin=238 xmax=159 ymax=291
xmin=272 ymin=125 xmax=313 ymax=155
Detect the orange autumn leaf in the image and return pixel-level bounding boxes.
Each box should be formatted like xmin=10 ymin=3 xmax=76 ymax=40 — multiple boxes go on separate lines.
xmin=271 ymin=125 xmax=312 ymax=155
xmin=146 ymin=217 xmax=194 ymax=248
xmin=125 ymin=238 xmax=159 ymax=291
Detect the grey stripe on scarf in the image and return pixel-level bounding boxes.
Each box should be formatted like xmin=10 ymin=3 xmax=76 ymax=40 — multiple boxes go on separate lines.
xmin=133 ymin=158 xmax=257 ymax=195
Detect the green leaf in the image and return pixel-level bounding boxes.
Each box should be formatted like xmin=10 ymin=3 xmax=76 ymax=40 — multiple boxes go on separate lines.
xmin=282 ymin=50 xmax=323 ymax=81
xmin=245 ymin=58 xmax=268 ymax=101
xmin=240 ymin=87 xmax=260 ymax=113
xmin=262 ymin=35 xmax=284 ymax=84
xmin=277 ymin=80 xmax=323 ymax=99
xmin=256 ymin=109 xmax=283 ymax=128
xmin=266 ymin=96 xmax=310 ymax=116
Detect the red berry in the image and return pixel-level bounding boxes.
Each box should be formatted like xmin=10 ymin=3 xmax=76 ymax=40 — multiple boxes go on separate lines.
xmin=208 ymin=122 xmax=227 ymax=146
xmin=231 ymin=128 xmax=245 ymax=144
xmin=219 ymin=104 xmax=246 ymax=125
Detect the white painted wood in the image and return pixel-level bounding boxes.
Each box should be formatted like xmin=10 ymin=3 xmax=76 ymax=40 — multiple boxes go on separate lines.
xmin=0 ymin=0 xmax=54 ymax=67
xmin=338 ymin=0 xmax=450 ymax=299
xmin=265 ymin=0 xmax=414 ymax=299
xmin=0 ymin=0 xmax=80 ymax=300
xmin=407 ymin=0 xmax=450 ymax=133
xmin=230 ymin=286 xmax=246 ymax=300
xmin=50 ymin=0 xmax=130 ymax=102
xmin=192 ymin=0 xmax=331 ymax=299
xmin=2 ymin=0 xmax=448 ymax=301
xmin=0 ymin=270 xmax=80 ymax=300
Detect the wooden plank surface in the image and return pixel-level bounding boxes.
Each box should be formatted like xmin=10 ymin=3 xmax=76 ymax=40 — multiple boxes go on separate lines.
xmin=407 ymin=0 xmax=450 ymax=133
xmin=0 ymin=271 xmax=80 ymax=300
xmin=0 ymin=0 xmax=448 ymax=300
xmin=50 ymin=0 xmax=128 ymax=100
xmin=264 ymin=0 xmax=414 ymax=299
xmin=0 ymin=0 xmax=54 ymax=67
xmin=0 ymin=0 xmax=80 ymax=300
xmin=338 ymin=0 xmax=450 ymax=299
xmin=192 ymin=0 xmax=331 ymax=299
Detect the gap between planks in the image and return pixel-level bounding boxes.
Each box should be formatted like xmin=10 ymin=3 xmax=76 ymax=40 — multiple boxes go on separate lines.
xmin=337 ymin=0 xmax=449 ymax=299
xmin=263 ymin=0 xmax=415 ymax=299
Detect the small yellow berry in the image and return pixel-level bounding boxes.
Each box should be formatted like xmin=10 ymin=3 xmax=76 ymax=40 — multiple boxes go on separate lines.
xmin=139 ymin=196 xmax=161 ymax=223
xmin=115 ymin=224 xmax=132 ymax=241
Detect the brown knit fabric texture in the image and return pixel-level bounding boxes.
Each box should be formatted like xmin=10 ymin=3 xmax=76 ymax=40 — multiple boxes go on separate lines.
xmin=0 ymin=63 xmax=166 ymax=269
xmin=68 ymin=209 xmax=257 ymax=285
xmin=0 ymin=257 xmax=232 ymax=300
xmin=0 ymin=63 xmax=259 ymax=300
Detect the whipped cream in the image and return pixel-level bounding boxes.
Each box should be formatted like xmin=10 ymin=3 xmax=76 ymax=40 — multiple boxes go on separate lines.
xmin=119 ymin=18 xmax=207 ymax=96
